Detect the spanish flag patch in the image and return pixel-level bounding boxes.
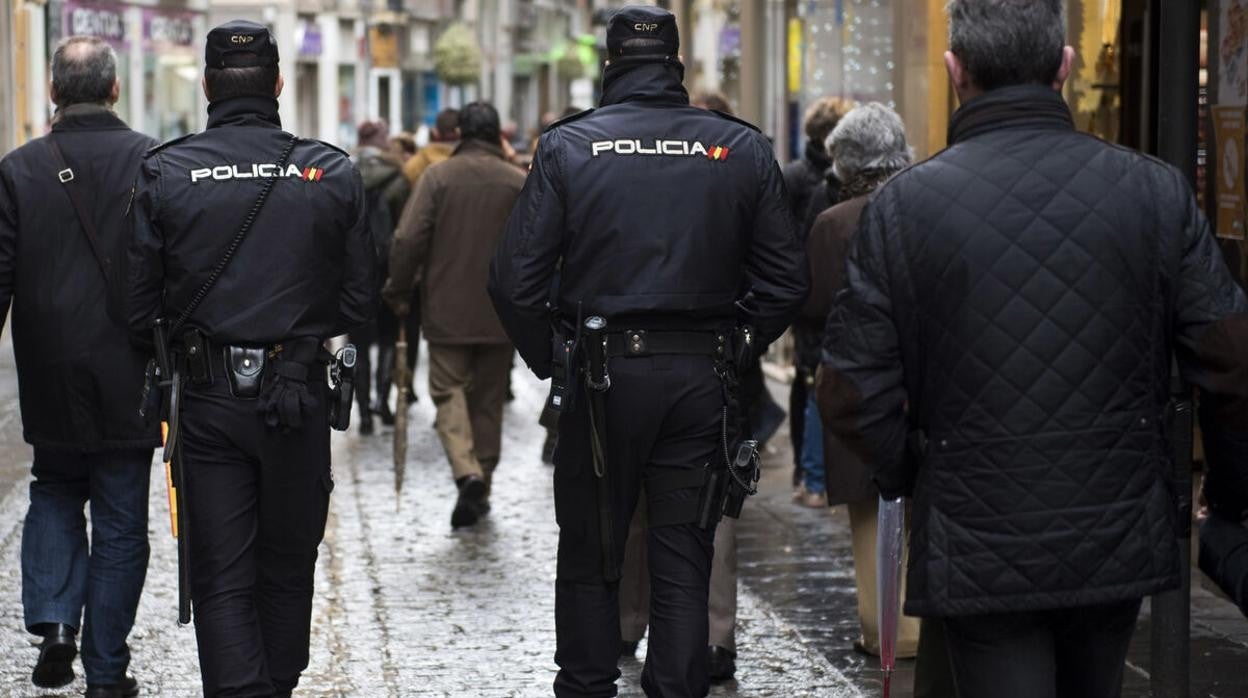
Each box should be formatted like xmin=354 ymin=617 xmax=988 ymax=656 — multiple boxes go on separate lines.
xmin=707 ymin=146 xmax=730 ymax=161
xmin=302 ymin=167 xmax=325 ymax=182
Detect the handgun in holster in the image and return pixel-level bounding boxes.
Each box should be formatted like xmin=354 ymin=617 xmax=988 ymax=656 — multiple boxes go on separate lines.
xmin=723 ymin=439 xmax=760 ymax=519
xmin=328 ymin=344 xmax=357 ymax=432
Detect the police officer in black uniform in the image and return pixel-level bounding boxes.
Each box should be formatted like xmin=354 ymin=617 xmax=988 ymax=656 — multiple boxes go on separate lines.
xmin=488 ymin=7 xmax=808 ymax=696
xmin=127 ymin=20 xmax=375 ymax=697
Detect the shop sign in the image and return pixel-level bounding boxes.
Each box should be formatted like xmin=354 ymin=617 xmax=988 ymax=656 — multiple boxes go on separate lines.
xmin=298 ymin=22 xmax=323 ymax=57
xmin=143 ymin=10 xmax=196 ymax=48
xmin=1213 ymin=105 xmax=1247 ymax=241
xmin=64 ymin=1 xmax=128 ymax=47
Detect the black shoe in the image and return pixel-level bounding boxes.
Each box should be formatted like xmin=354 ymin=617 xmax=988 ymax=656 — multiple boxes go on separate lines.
xmin=85 ymin=674 xmax=139 ymax=698
xmin=359 ymin=413 xmax=375 ymax=436
xmin=707 ymin=645 xmax=736 ymax=683
xmin=451 ymin=476 xmax=488 ymax=528
xmin=31 ymin=623 xmax=76 ymax=688
xmin=620 ymin=640 xmax=640 ymax=658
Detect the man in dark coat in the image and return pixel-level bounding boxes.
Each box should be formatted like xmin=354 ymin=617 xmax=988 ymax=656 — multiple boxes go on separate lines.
xmin=0 ymin=36 xmax=159 ymax=698
xmin=384 ymin=101 xmax=524 ymax=529
xmin=488 ymin=7 xmax=807 ymax=696
xmin=820 ymin=1 xmax=1248 ymax=697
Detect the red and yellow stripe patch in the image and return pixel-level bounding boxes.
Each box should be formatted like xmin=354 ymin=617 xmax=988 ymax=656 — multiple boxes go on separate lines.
xmin=707 ymin=145 xmax=730 ymax=161
xmin=302 ymin=167 xmax=325 ymax=182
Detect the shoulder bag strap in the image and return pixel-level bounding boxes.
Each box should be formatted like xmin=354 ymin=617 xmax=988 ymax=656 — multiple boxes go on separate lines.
xmin=170 ymin=134 xmax=299 ymax=336
xmin=46 ymin=135 xmax=114 ymax=285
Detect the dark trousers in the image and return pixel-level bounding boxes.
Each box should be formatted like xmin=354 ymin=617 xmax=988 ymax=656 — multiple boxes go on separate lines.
xmin=21 ymin=447 xmax=153 ymax=684
xmin=181 ymin=373 xmax=332 ymax=697
xmin=943 ymin=599 xmax=1143 ymax=698
xmin=553 ymin=354 xmax=721 ymax=698
xmin=348 ymin=303 xmax=420 ymax=419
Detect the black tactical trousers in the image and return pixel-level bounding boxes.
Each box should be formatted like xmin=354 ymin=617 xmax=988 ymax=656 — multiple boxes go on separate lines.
xmin=553 ymin=354 xmax=721 ymax=698
xmin=180 ymin=370 xmax=332 ymax=698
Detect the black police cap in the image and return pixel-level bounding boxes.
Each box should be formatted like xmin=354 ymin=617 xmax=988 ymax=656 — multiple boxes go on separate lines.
xmin=206 ymin=20 xmax=279 ymax=69
xmin=607 ymin=6 xmax=679 ymax=60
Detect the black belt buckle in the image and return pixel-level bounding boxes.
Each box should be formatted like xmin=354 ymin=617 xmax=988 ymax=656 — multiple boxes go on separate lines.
xmin=225 ymin=346 xmax=266 ymax=399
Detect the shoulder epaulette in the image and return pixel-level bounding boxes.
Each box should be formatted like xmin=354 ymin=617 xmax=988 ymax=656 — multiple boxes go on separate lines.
xmin=300 ymin=137 xmax=351 ymax=159
xmin=709 ymin=109 xmax=761 ymax=133
xmin=544 ymin=108 xmax=596 ymax=133
xmin=144 ymin=132 xmax=195 ymax=158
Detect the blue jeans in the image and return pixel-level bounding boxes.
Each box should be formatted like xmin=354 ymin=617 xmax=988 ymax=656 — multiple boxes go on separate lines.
xmin=800 ymin=395 xmax=825 ymax=494
xmin=21 ymin=447 xmax=153 ymax=684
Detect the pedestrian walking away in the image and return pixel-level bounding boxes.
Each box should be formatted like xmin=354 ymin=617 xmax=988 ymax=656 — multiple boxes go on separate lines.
xmin=351 ymin=119 xmax=413 ymax=435
xmin=809 ymin=102 xmax=922 ymax=663
xmin=127 ymin=19 xmax=376 ymax=697
xmin=0 ymin=35 xmax=159 ymax=698
xmin=820 ymin=2 xmax=1248 ymax=697
xmin=489 ymin=7 xmax=808 ymax=697
xmin=384 ymin=101 xmax=525 ymax=529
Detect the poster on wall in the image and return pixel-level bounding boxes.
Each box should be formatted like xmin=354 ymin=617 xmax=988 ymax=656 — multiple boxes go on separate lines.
xmin=1213 ymin=106 xmax=1247 ymax=240
xmin=1221 ymin=0 xmax=1248 ymax=107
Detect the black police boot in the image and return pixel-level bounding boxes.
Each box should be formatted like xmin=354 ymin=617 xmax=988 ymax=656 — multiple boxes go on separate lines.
xmin=31 ymin=623 xmax=76 ymax=688
xmin=359 ymin=409 xmax=374 ymax=436
xmin=708 ymin=645 xmax=736 ymax=682
xmin=451 ymin=475 xmax=488 ymax=528
xmin=85 ymin=674 xmax=139 ymax=698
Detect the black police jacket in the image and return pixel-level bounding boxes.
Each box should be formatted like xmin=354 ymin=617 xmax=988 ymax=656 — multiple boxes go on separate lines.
xmin=820 ymin=85 xmax=1248 ymax=617
xmin=0 ymin=106 xmax=160 ymax=452
xmin=489 ymin=62 xmax=809 ymax=378
xmin=128 ymin=97 xmax=377 ymax=345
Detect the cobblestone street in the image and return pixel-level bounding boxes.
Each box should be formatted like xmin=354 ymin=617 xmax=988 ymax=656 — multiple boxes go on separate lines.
xmin=0 ymin=342 xmax=1242 ymax=697
xmin=0 ymin=349 xmax=859 ymax=697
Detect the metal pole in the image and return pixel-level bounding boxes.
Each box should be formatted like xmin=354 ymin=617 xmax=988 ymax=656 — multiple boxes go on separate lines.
xmin=1151 ymin=4 xmax=1199 ymax=696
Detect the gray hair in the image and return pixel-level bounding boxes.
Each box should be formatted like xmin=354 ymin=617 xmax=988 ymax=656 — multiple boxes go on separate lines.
xmin=51 ymin=36 xmax=117 ymax=107
xmin=947 ymin=0 xmax=1066 ymax=91
xmin=826 ymin=103 xmax=912 ymax=184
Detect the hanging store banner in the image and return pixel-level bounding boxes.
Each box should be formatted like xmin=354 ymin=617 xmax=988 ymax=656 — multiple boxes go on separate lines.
xmin=143 ymin=9 xmax=196 ymax=49
xmin=1213 ymin=105 xmax=1247 ymax=240
xmin=64 ymin=0 xmax=128 ymax=49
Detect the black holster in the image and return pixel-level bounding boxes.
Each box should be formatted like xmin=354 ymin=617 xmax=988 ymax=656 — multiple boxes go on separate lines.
xmin=328 ymin=344 xmax=357 ymax=431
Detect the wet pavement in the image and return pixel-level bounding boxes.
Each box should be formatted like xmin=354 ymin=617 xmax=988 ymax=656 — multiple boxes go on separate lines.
xmin=0 ymin=336 xmax=1241 ymax=696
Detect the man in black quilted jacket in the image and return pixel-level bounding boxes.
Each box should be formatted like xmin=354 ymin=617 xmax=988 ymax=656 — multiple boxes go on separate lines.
xmin=819 ymin=1 xmax=1248 ymax=696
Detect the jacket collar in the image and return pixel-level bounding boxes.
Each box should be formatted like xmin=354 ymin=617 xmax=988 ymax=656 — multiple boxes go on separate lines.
xmin=600 ymin=61 xmax=689 ymax=108
xmin=947 ymin=85 xmax=1074 ymax=145
xmin=50 ymin=103 xmax=128 ymax=131
xmin=804 ymin=141 xmax=831 ymax=173
xmin=453 ymin=139 xmax=506 ymax=159
xmin=206 ymin=96 xmax=282 ymax=130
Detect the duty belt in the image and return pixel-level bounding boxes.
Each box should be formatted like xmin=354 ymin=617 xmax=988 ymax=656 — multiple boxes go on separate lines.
xmin=604 ymin=329 xmax=731 ymax=359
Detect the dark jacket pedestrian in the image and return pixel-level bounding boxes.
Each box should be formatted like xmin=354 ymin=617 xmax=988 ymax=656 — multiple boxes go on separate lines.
xmin=384 ymin=102 xmax=523 ymax=529
xmin=488 ymin=8 xmax=808 ymax=697
xmin=820 ymin=2 xmax=1248 ymax=696
xmin=781 ymin=96 xmax=851 ymax=240
xmin=0 ymin=36 xmax=157 ymax=698
xmin=349 ymin=120 xmax=412 ymax=435
xmin=127 ymin=21 xmax=375 ymax=698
